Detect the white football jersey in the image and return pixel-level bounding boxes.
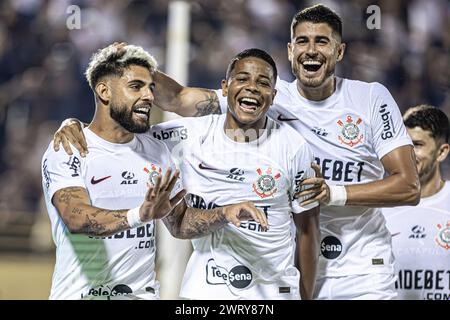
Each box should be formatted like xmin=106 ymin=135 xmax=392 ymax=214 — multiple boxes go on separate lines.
xmin=41 ymin=128 xmax=179 ymax=300
xmin=217 ymin=77 xmax=412 ymax=277
xmin=150 ymin=114 xmax=318 ymax=299
xmin=383 ymin=182 xmax=450 ymax=300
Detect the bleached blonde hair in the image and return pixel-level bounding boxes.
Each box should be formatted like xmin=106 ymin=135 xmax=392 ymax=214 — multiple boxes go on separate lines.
xmin=85 ymin=43 xmax=158 ymax=90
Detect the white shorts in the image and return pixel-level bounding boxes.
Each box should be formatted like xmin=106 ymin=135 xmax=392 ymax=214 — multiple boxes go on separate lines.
xmin=314 ymin=273 xmax=397 ymax=300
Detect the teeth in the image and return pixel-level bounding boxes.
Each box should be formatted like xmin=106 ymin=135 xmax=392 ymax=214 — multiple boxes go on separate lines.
xmin=135 ymin=107 xmax=149 ymax=113
xmin=240 ymin=97 xmax=258 ymax=104
xmin=302 ymin=60 xmax=322 ymax=66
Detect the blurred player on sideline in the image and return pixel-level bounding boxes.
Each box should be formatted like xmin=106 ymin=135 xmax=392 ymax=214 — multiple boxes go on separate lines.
xmin=383 ymin=105 xmax=450 ymax=300
xmin=53 ymin=48 xmax=321 ymax=299
xmin=41 ymin=44 xmax=266 ymax=300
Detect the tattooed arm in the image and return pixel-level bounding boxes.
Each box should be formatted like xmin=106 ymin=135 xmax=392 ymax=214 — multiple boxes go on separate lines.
xmin=153 ymin=71 xmax=221 ymax=117
xmin=52 ymin=168 xmax=186 ymax=237
xmin=52 ymin=187 xmax=130 ymax=237
xmin=163 ymin=200 xmax=268 ymax=239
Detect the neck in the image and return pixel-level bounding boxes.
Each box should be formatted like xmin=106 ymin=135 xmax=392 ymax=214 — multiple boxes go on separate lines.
xmin=88 ymin=105 xmax=134 ymax=144
xmin=420 ymin=169 xmax=444 ymax=198
xmin=224 ymin=112 xmax=267 ymax=143
xmin=297 ymin=75 xmax=335 ymax=101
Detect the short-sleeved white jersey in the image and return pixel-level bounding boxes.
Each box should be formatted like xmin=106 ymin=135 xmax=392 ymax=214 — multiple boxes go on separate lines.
xmin=383 ymin=182 xmax=450 ymax=300
xmin=217 ymin=77 xmax=412 ymax=277
xmin=150 ymin=114 xmax=318 ymax=299
xmin=41 ymin=128 xmax=177 ymax=300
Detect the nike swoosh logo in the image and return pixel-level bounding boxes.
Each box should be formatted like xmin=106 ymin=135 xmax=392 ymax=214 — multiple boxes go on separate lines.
xmin=198 ymin=163 xmax=216 ymax=170
xmin=391 ymin=232 xmax=401 ymax=237
xmin=277 ymin=114 xmax=297 ymax=121
xmin=91 ymin=176 xmax=111 ymax=184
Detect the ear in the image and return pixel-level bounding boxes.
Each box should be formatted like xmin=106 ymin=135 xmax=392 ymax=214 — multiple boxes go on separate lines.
xmin=287 ymin=42 xmax=293 ymax=62
xmin=436 ymin=143 xmax=450 ymax=163
xmin=221 ymin=79 xmax=228 ymax=97
xmin=336 ymin=42 xmax=346 ymax=62
xmin=95 ymin=81 xmax=111 ymax=104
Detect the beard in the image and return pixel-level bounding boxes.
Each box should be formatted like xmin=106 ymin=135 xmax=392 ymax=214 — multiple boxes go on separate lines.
xmin=110 ymin=103 xmax=150 ymax=133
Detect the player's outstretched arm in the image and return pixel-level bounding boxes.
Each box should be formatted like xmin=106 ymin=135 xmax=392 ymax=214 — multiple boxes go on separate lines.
xmin=163 ymin=201 xmax=268 ymax=239
xmin=294 ymin=206 xmax=320 ymax=300
xmin=153 ymin=71 xmax=221 ymax=117
xmin=52 ymin=168 xmax=186 ymax=237
xmin=345 ymin=145 xmax=420 ymax=207
xmin=300 ymin=146 xmax=420 ymax=207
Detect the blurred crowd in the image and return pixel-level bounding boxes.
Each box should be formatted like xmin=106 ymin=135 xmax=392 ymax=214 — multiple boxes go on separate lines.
xmin=0 ymin=0 xmax=448 ymax=249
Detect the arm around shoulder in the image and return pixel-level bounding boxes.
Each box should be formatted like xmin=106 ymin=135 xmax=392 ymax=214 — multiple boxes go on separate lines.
xmin=153 ymin=71 xmax=221 ymax=117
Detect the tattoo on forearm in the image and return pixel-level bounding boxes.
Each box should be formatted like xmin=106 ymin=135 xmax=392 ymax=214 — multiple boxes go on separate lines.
xmin=78 ymin=209 xmax=128 ymax=236
xmin=55 ymin=187 xmax=129 ymax=237
xmin=72 ymin=207 xmax=83 ymax=215
xmin=180 ymin=208 xmax=227 ymax=238
xmin=57 ymin=187 xmax=84 ymax=205
xmin=194 ymin=91 xmax=221 ymax=116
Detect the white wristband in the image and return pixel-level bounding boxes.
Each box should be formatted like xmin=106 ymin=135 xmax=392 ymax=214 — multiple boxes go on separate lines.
xmin=328 ymin=185 xmax=347 ymax=206
xmin=127 ymin=206 xmax=143 ymax=228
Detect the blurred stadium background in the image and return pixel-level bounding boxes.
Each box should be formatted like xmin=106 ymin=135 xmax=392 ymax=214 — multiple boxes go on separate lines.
xmin=0 ymin=0 xmax=448 ymax=299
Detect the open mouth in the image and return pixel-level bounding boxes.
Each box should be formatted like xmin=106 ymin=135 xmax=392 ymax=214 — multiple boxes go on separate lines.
xmin=238 ymin=97 xmax=261 ymax=113
xmin=301 ymin=60 xmax=323 ymax=74
xmin=133 ymin=105 xmax=151 ymax=120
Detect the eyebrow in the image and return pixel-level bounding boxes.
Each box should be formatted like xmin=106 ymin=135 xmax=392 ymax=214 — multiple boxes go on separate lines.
xmin=235 ymin=71 xmax=271 ymax=80
xmin=294 ymin=35 xmax=331 ymax=41
xmin=127 ymin=79 xmax=146 ymax=85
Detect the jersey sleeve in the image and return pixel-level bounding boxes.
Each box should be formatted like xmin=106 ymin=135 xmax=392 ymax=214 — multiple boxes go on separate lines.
xmin=289 ymin=142 xmax=319 ymax=214
xmin=213 ymin=89 xmax=228 ymax=114
xmin=41 ymin=145 xmax=86 ymax=202
xmin=369 ymin=83 xmax=412 ymax=159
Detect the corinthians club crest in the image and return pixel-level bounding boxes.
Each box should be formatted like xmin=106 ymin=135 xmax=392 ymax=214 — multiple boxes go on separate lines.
xmin=435 ymin=221 xmax=450 ymax=250
xmin=143 ymin=164 xmax=162 ymax=186
xmin=337 ymin=115 xmax=364 ymax=147
xmin=252 ymin=167 xmax=281 ymax=198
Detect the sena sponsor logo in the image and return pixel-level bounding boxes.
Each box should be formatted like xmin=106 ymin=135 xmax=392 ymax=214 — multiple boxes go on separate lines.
xmin=64 ymin=156 xmax=81 ymax=177
xmin=321 ymin=236 xmax=342 ymax=259
xmin=81 ymin=284 xmax=132 ymax=299
xmin=206 ymin=259 xmax=253 ymax=288
xmin=121 ymin=171 xmax=138 ymax=185
xmin=226 ymin=168 xmax=245 ymax=182
xmin=379 ymin=104 xmax=394 ymax=140
xmin=153 ymin=126 xmax=187 ymax=141
xmin=42 ymin=159 xmax=52 ymax=189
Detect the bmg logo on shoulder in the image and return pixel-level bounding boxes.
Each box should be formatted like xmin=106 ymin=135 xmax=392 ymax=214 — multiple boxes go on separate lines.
xmin=153 ymin=126 xmax=187 ymax=141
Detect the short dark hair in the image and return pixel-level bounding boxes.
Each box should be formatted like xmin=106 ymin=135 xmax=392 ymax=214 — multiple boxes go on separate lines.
xmin=225 ymin=48 xmax=278 ymax=82
xmin=404 ymin=105 xmax=449 ymax=144
xmin=291 ymin=4 xmax=342 ymax=40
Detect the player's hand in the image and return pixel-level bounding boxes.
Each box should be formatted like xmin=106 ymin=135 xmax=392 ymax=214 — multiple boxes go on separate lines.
xmin=297 ymin=162 xmax=330 ymax=206
xmin=53 ymin=118 xmax=88 ymax=157
xmin=222 ymin=202 xmax=268 ymax=231
xmin=140 ymin=168 xmax=187 ymax=221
